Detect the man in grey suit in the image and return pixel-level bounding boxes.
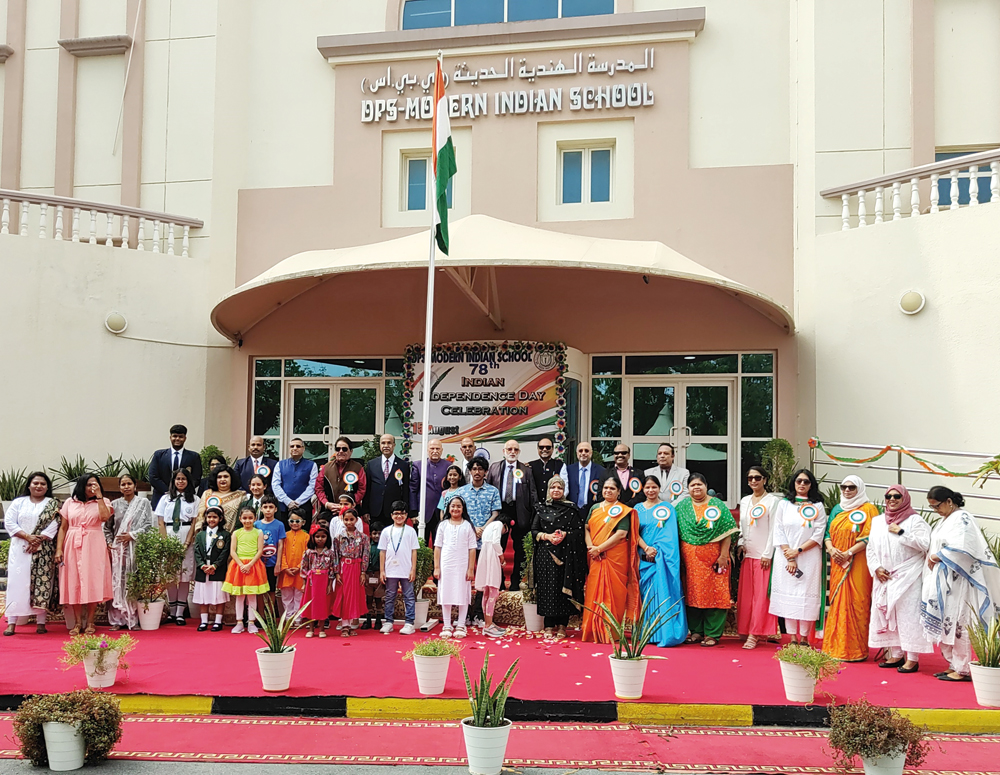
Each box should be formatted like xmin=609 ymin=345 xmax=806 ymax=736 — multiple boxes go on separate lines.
xmin=486 ymin=439 xmax=537 ymax=589
xmin=644 ymin=442 xmax=690 ymax=504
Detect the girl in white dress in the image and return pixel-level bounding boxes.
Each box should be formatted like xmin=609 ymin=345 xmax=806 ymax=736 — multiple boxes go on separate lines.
xmin=768 ymin=469 xmax=828 ymax=645
xmin=154 ymin=469 xmax=200 ymax=624
xmin=434 ymin=496 xmax=478 ymax=639
xmin=866 ymin=484 xmax=932 ymax=673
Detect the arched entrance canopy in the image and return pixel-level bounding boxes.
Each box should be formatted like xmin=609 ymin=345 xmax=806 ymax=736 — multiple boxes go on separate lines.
xmin=211 ymin=215 xmax=793 ymax=340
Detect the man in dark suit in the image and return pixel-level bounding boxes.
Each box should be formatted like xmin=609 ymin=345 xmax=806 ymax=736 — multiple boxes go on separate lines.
xmin=363 ymin=434 xmax=410 ymax=527
xmin=232 ymin=435 xmax=278 ymax=492
xmin=486 ymin=439 xmax=538 ymax=589
xmin=528 ymin=436 xmax=568 ymax=497
xmin=149 ymin=424 xmax=203 ymax=509
xmin=607 ymin=443 xmax=645 ymax=507
xmin=565 ymin=441 xmax=606 ymax=514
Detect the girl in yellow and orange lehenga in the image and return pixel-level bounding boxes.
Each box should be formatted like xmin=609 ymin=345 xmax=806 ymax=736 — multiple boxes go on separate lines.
xmin=581 ymin=478 xmax=640 ymax=643
xmin=820 ymin=475 xmax=877 ymax=662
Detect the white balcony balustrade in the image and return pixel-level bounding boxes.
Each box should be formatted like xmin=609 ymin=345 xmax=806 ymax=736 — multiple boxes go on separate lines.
xmin=0 ymin=189 xmax=204 ymax=256
xmin=820 ymin=148 xmax=1000 ymax=230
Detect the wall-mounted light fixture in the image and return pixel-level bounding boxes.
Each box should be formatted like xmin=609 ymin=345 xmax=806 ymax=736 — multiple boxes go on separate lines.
xmin=104 ymin=311 xmax=128 ymax=334
xmin=899 ymin=291 xmax=925 ymax=316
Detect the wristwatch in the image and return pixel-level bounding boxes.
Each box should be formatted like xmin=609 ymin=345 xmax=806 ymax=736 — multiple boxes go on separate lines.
xmin=796 ymin=547 xmax=803 ymax=555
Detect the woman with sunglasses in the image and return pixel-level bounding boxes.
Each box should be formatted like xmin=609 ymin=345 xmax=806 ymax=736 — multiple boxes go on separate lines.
xmin=819 ymin=475 xmax=877 ymax=661
xmin=865 ymin=485 xmax=932 ymax=673
xmin=736 ymin=466 xmax=781 ymax=649
xmin=920 ymin=486 xmax=1000 ymax=682
xmin=768 ymin=469 xmax=827 ymax=645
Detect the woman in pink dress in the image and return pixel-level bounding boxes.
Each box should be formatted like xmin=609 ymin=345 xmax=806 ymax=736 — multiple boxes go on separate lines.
xmin=54 ymin=474 xmax=114 ymax=635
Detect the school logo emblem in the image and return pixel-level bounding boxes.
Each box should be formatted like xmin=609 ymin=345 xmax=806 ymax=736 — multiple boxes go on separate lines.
xmin=256 ymin=465 xmax=271 ymax=479
xmin=703 ymin=506 xmax=722 ymax=524
xmin=533 ymin=349 xmax=558 ymax=371
xmin=629 ymin=477 xmax=642 ymax=493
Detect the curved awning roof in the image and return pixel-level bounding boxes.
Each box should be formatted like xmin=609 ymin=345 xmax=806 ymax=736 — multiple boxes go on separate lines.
xmin=211 ymin=214 xmax=794 ymax=340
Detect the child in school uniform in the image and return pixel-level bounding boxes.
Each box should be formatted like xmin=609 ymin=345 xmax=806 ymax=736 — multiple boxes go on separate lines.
xmin=193 ymin=505 xmax=230 ymax=632
xmin=301 ymin=526 xmax=336 ymax=638
xmin=278 ymin=508 xmax=310 ymax=620
xmin=379 ymin=501 xmax=420 ymax=636
xmin=475 ymin=519 xmax=507 ymax=639
xmin=361 ymin=522 xmax=385 ymax=630
xmin=222 ymin=507 xmax=269 ymax=634
xmin=330 ymin=509 xmax=369 ymax=636
xmin=434 ymin=495 xmax=479 ymax=639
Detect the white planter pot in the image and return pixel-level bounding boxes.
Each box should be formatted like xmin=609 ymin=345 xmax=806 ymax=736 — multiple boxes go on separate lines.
xmin=257 ymin=647 xmax=296 ymax=692
xmin=136 ymin=599 xmax=165 ymax=631
xmin=970 ymin=662 xmax=1000 ymax=707
xmin=778 ymin=660 xmax=816 ymax=703
xmin=461 ymin=717 xmax=512 ymax=775
xmin=414 ymin=599 xmax=430 ymax=628
xmin=413 ymin=653 xmax=451 ymax=695
xmin=861 ymin=750 xmax=906 ymax=775
xmin=522 ymin=602 xmax=543 ymax=632
xmin=608 ymin=656 xmax=648 ymax=700
xmin=42 ymin=721 xmax=85 ymax=772
xmin=83 ymin=649 xmax=120 ymax=689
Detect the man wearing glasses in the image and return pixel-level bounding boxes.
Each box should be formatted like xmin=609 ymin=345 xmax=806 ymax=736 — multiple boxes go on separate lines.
xmin=316 ymin=436 xmax=367 ymax=518
xmin=529 ymin=437 xmax=568 ymax=497
xmin=272 ymin=438 xmax=319 ymax=523
xmin=644 ymin=442 xmax=690 ymax=504
xmin=609 ymin=444 xmax=644 ymax=507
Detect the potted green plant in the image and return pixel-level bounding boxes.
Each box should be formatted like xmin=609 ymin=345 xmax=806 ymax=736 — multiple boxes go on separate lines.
xmin=404 ymin=637 xmax=463 ymax=695
xmin=827 ymin=697 xmax=931 ymax=775
xmin=968 ymin=606 xmax=1000 ymax=707
xmin=460 ymin=651 xmax=519 ymax=775
xmin=519 ymin=533 xmax=542 ymax=632
xmin=92 ymin=455 xmax=124 ymax=497
xmin=126 ymin=530 xmax=186 ymax=630
xmin=587 ymin=598 xmax=677 ymax=699
xmin=0 ymin=466 xmax=28 ymax=510
xmin=199 ymin=444 xmax=230 ymax=472
xmin=414 ymin=537 xmax=435 ymax=627
xmin=253 ymin=597 xmax=305 ymax=691
xmin=48 ymin=455 xmax=89 ymax=490
xmin=13 ymin=689 xmax=123 ymax=771
xmin=774 ymin=643 xmax=840 ymax=703
xmin=122 ymin=455 xmax=151 ymax=492
xmin=61 ymin=633 xmax=137 ymax=690
xmin=760 ymin=438 xmax=796 ymax=493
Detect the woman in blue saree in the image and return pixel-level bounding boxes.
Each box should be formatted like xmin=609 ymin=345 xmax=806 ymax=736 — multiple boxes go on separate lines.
xmin=635 ymin=476 xmax=687 ymax=646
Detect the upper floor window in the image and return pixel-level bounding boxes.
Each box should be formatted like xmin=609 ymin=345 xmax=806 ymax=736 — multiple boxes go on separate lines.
xmin=402 ymin=0 xmax=614 ymax=30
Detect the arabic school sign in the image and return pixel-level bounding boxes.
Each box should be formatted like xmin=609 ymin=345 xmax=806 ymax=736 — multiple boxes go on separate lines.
xmin=361 ymin=48 xmax=656 ymax=123
xmin=401 ymin=342 xmax=568 ymax=457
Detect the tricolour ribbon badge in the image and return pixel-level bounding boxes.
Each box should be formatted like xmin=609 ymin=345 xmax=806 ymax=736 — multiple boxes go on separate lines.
xmin=798 ymin=503 xmax=818 ymax=528
xmin=848 ymin=509 xmax=867 ymax=533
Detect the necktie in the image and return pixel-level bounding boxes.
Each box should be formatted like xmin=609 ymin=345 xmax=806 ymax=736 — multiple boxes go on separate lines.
xmin=384 ymin=457 xmax=391 ymax=481
xmin=171 ymin=498 xmax=181 ymax=533
xmin=505 ymin=465 xmax=515 ymax=503
xmin=579 ymin=467 xmax=587 ymax=508
xmin=253 ymin=458 xmax=260 ymax=472
xmin=173 ymin=451 xmax=180 ymax=471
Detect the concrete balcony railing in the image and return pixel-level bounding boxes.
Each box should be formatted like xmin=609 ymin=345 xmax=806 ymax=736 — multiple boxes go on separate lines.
xmin=0 ymin=189 xmax=204 ymax=256
xmin=820 ymin=147 xmax=1000 ymax=230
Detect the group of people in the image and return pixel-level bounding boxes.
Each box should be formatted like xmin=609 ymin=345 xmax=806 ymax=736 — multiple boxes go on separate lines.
xmin=4 ymin=425 xmax=998 ymax=682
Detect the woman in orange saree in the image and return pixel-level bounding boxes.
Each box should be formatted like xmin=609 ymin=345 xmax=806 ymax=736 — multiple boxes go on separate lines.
xmin=581 ymin=477 xmax=640 ymax=643
xmin=820 ymin=475 xmax=877 ymax=661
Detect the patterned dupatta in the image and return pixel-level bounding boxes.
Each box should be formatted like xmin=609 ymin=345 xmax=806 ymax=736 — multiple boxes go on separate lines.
xmin=29 ymin=498 xmax=61 ymax=611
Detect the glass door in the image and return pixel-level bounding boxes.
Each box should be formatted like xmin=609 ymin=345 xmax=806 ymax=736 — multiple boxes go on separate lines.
xmin=287 ymin=382 xmax=381 ymax=461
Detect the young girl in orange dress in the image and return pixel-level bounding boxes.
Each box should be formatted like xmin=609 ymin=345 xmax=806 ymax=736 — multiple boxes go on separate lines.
xmin=330 ymin=509 xmax=370 ymax=636
xmin=278 ymin=508 xmax=310 ymax=621
xmin=222 ymin=507 xmax=269 ymax=634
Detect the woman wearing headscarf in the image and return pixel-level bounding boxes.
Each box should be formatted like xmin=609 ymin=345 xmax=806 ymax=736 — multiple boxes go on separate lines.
xmin=581 ymin=477 xmax=641 ymax=643
xmin=736 ymin=465 xmax=782 ymax=648
xmin=865 ymin=484 xmax=932 ymax=672
xmin=769 ymin=469 xmax=827 ymax=645
xmin=820 ymin=474 xmax=878 ymax=661
xmin=677 ymin=472 xmax=739 ymax=646
xmin=921 ymin=486 xmax=1000 ymax=682
xmin=106 ymin=474 xmax=157 ymax=630
xmin=530 ymin=475 xmax=586 ymax=639
xmin=635 ymin=476 xmax=687 ymax=646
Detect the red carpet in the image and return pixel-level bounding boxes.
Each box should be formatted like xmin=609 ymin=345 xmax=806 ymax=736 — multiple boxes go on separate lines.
xmin=0 ymin=714 xmax=997 ymax=772
xmin=0 ymin=622 xmax=980 ymax=709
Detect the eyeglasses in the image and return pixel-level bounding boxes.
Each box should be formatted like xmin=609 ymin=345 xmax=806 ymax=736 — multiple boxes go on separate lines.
xmin=537 ymin=444 xmax=552 ymax=450
xmin=335 ymin=446 xmax=350 ymax=452
xmin=747 ymin=475 xmax=763 ymax=482
xmin=794 ymin=478 xmax=811 ymax=485
xmin=839 ymin=484 xmax=857 ymax=491
xmin=884 ymin=493 xmax=903 ymax=501
xmin=926 ymin=501 xmax=943 ymax=511
xmin=613 ymin=451 xmax=629 ymax=456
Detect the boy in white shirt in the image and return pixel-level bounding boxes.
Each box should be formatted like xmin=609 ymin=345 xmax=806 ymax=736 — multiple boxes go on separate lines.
xmin=379 ymin=500 xmax=420 ymax=635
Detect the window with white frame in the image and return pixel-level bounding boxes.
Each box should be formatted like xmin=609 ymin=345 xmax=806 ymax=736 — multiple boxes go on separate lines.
xmin=560 ymin=144 xmax=613 ymax=205
xmin=383 ymin=128 xmax=471 ymax=228
xmin=402 ymin=151 xmax=455 ymax=212
xmin=402 ymin=0 xmax=614 ymax=29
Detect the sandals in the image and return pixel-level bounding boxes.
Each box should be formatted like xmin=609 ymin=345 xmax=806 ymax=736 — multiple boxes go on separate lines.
xmin=84 ymin=625 xmax=96 ymax=635
xmin=685 ymin=633 xmax=704 ymax=644
xmin=453 ymin=626 xmax=468 ymax=639
xmin=441 ymin=627 xmax=454 ymax=639
xmin=743 ymin=636 xmax=758 ymax=650
xmin=319 ymin=631 xmax=327 ymax=638
xmin=340 ymin=629 xmax=351 ymax=638
xmin=543 ymin=627 xmax=555 ymax=639
xmin=69 ymin=626 xmax=81 ymax=637
xmin=556 ymin=626 xmax=567 ymax=640
xmin=701 ymin=637 xmax=719 ymax=647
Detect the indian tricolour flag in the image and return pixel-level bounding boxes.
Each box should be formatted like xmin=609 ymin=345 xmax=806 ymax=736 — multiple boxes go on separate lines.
xmin=432 ymin=54 xmax=457 ymax=255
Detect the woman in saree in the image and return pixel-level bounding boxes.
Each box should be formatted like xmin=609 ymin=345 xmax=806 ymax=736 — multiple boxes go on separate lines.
xmin=921 ymin=486 xmax=1000 ymax=681
xmin=3 ymin=472 xmax=60 ymax=635
xmin=736 ymin=465 xmax=781 ymax=648
xmin=194 ymin=464 xmax=246 ymax=625
xmin=530 ymin=476 xmax=587 ymax=640
xmin=866 ymin=484 xmax=932 ymax=673
xmin=635 ymin=475 xmax=687 ymax=646
xmin=677 ymin=472 xmax=739 ymax=647
xmin=820 ymin=474 xmax=877 ymax=661
xmin=106 ymin=473 xmax=156 ymax=630
xmin=581 ymin=477 xmax=640 ymax=643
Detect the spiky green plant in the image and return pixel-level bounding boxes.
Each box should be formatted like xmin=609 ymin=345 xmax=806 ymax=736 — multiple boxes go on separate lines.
xmin=0 ymin=467 xmax=28 ymax=501
xmin=49 ymin=455 xmax=90 ymax=487
xmin=585 ymin=597 xmax=678 ymax=660
xmin=984 ymin=530 xmax=1000 ymax=567
xmin=252 ymin=597 xmax=306 ymax=653
xmin=91 ymin=455 xmax=124 ymax=478
xmin=967 ymin=605 xmax=1000 ymax=668
xmin=461 ymin=651 xmax=519 ymax=728
xmin=122 ymin=456 xmax=150 ymax=483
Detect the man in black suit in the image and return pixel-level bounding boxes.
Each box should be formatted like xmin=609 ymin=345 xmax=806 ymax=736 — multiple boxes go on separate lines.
xmin=528 ymin=437 xmax=567 ymax=497
xmin=363 ymin=434 xmax=410 ymax=527
xmin=486 ymin=439 xmax=538 ymax=589
xmin=565 ymin=441 xmax=606 ymax=514
xmin=232 ymin=435 xmax=278 ymax=492
xmin=608 ymin=443 xmax=645 ymax=507
xmin=149 ymin=424 xmax=203 ymax=509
